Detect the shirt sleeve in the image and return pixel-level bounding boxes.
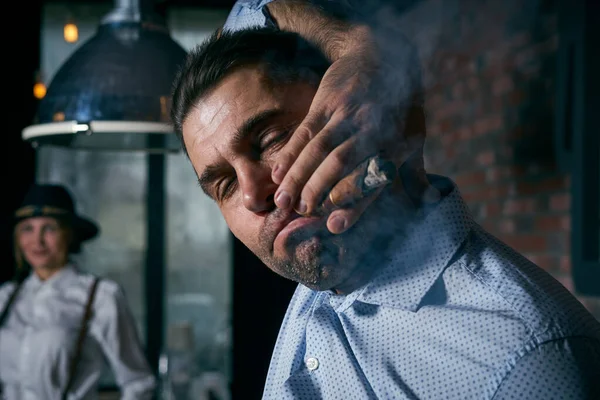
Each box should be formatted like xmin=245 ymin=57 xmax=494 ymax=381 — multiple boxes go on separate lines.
xmin=94 ymin=284 xmax=156 ymax=400
xmin=223 ymin=0 xmax=278 ymax=32
xmin=492 ymin=336 xmax=600 ymax=400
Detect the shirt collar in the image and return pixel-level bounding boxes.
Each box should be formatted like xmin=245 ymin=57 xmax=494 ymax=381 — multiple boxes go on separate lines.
xmin=23 ymin=263 xmax=78 ymax=292
xmin=339 ymin=175 xmax=472 ymax=312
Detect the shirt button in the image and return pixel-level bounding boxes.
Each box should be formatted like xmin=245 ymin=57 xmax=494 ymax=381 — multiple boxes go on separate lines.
xmin=305 ymin=357 xmax=319 ymax=371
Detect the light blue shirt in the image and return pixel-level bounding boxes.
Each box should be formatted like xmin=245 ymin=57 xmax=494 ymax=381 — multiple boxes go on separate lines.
xmin=262 ymin=175 xmax=600 ymax=399
xmin=223 ymin=0 xmax=276 ymax=32
xmin=223 ymin=3 xmax=600 ymax=398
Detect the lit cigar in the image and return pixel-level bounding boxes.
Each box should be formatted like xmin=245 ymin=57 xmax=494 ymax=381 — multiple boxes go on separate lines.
xmin=312 ymin=155 xmax=397 ymax=216
xmin=306 ymin=104 xmax=424 ymax=216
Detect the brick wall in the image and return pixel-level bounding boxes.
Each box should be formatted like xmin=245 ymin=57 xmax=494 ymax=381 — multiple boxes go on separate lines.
xmin=401 ymin=0 xmax=600 ymax=318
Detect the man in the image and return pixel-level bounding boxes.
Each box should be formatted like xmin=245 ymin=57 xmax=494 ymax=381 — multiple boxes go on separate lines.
xmin=220 ymin=0 xmax=425 ymax=234
xmin=171 ymin=27 xmax=600 ymax=399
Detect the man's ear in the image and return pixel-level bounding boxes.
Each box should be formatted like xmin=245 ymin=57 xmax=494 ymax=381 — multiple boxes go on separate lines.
xmin=216 ymin=26 xmax=223 ymax=39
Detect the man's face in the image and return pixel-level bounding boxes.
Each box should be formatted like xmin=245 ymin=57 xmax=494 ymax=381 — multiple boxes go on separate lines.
xmin=183 ymin=67 xmax=382 ymax=291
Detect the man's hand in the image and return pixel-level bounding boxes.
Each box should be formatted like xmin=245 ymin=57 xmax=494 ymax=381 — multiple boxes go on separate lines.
xmin=263 ymin=0 xmax=425 ymax=234
xmin=272 ymin=51 xmax=425 ymax=234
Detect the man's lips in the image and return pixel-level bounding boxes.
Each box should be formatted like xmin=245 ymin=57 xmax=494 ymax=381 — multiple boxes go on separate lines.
xmin=273 ymin=214 xmax=325 ymax=250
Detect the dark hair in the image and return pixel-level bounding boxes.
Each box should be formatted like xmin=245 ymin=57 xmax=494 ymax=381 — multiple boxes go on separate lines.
xmin=171 ymin=27 xmax=330 ymax=156
xmin=60 ymin=218 xmax=83 ymax=254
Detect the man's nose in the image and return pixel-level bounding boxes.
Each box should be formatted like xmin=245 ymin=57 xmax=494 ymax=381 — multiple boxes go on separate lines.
xmin=238 ymin=162 xmax=277 ymax=213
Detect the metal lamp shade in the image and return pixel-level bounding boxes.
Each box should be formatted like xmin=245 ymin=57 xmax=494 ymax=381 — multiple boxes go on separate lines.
xmin=23 ymin=20 xmax=188 ymax=153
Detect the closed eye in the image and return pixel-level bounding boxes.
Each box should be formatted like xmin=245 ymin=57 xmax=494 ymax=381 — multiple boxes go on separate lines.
xmin=198 ymin=164 xmax=236 ymax=202
xmin=258 ymin=128 xmax=293 ymax=158
xmin=217 ymin=176 xmax=238 ymax=202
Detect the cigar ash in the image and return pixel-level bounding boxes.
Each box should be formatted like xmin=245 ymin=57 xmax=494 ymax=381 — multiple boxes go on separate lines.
xmin=362 ymin=156 xmax=397 ymax=193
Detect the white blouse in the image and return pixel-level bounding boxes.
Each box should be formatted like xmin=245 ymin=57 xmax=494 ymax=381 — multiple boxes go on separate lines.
xmin=0 ymin=265 xmax=156 ymax=399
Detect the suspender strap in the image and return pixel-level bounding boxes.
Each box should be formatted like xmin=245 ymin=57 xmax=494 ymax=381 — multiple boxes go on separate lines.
xmin=61 ymin=277 xmax=100 ymax=400
xmin=0 ymin=281 xmax=25 ymax=396
xmin=0 ymin=281 xmax=23 ymax=328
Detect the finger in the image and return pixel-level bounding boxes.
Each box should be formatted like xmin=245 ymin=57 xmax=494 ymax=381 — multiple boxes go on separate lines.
xmin=326 ymin=186 xmax=385 ymax=234
xmin=298 ymin=141 xmax=384 ymax=215
xmin=274 ymin=114 xmax=351 ymax=211
xmin=272 ymin=111 xmax=325 ymax=185
xmin=303 ymin=105 xmax=420 ymax=215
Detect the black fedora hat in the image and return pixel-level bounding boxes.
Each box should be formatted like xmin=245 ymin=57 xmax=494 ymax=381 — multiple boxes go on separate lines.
xmin=14 ymin=183 xmax=99 ymax=242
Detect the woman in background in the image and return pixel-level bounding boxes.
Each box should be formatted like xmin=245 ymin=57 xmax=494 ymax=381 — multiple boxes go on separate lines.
xmin=0 ymin=183 xmax=155 ymax=399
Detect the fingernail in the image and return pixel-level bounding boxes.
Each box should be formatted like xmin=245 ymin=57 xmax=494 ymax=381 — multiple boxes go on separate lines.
xmin=275 ymin=191 xmax=291 ymax=209
xmin=272 ymin=164 xmax=284 ymax=183
xmin=330 ymin=216 xmax=347 ymax=233
xmin=295 ymin=199 xmax=307 ymax=214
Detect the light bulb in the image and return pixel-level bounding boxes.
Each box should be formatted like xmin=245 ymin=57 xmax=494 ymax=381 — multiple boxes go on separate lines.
xmin=64 ymin=23 xmax=78 ymax=43
xmin=33 ymin=82 xmax=47 ymax=99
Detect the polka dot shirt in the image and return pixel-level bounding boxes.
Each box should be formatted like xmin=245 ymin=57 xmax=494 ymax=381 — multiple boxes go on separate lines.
xmin=222 ymin=0 xmax=277 ymax=33
xmin=261 ymin=175 xmax=600 ymax=399
xmin=223 ymin=4 xmax=600 ymax=398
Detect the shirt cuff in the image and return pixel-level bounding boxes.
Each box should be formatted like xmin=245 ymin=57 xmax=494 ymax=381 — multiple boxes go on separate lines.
xmin=223 ymin=0 xmax=278 ymax=32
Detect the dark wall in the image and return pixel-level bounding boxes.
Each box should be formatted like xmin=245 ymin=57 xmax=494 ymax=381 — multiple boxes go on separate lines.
xmin=0 ymin=1 xmax=40 ymax=284
xmin=414 ymin=0 xmax=600 ymax=317
xmin=231 ymin=236 xmax=296 ymax=400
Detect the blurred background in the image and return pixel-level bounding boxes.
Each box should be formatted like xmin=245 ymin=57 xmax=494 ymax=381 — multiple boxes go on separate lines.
xmin=1 ymin=0 xmax=598 ymax=399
